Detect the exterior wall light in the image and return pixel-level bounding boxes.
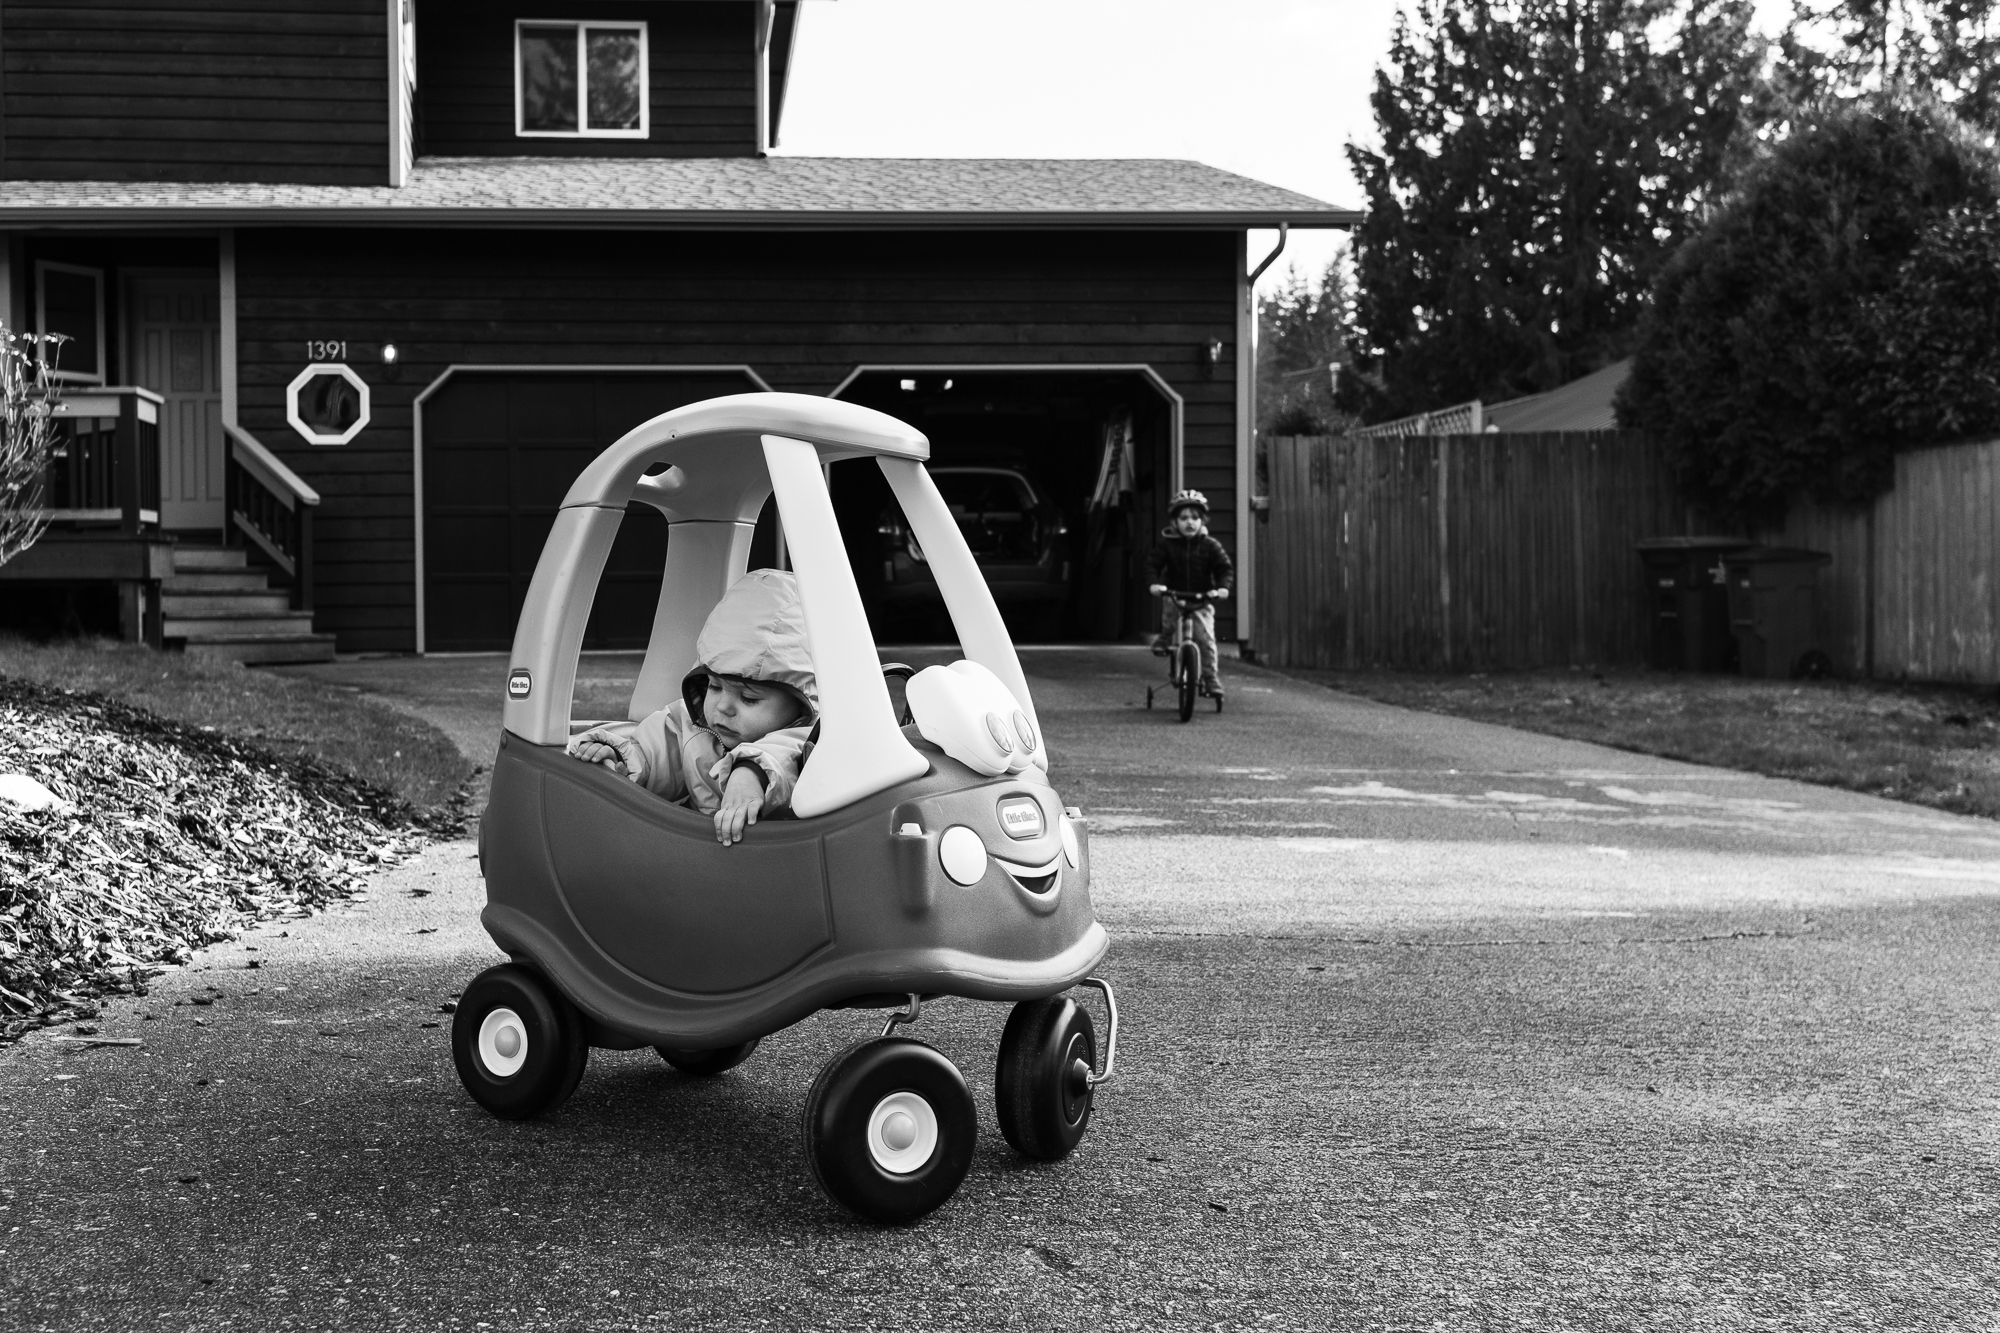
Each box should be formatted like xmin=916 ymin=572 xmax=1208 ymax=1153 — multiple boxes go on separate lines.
xmin=286 ymin=363 xmax=372 ymax=446
xmin=380 ymin=343 xmax=400 ymax=365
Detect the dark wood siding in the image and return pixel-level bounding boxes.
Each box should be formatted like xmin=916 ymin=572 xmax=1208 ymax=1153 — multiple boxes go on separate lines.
xmin=416 ymin=0 xmax=757 ymax=158
xmin=234 ymin=228 xmax=1241 ymax=652
xmin=1 ymin=0 xmax=389 ymax=185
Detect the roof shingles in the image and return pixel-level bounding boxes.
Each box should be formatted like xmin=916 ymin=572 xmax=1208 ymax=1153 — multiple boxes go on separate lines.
xmin=0 ymin=156 xmax=1359 ymax=228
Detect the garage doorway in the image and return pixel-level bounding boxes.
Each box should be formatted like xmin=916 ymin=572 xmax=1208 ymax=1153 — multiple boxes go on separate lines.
xmin=418 ymin=368 xmax=765 ymax=652
xmin=830 ymin=368 xmax=1179 ymax=643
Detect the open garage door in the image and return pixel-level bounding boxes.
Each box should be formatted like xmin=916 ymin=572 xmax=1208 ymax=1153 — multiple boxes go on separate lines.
xmin=831 ymin=369 xmax=1177 ymax=643
xmin=421 ymin=369 xmax=762 ymax=652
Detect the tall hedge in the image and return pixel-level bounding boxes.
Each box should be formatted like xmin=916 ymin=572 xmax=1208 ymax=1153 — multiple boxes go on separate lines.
xmin=1617 ymin=97 xmax=2000 ymax=519
xmin=1837 ymin=203 xmax=2000 ymax=451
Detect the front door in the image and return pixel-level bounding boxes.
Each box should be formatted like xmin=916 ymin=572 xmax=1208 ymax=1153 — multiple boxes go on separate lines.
xmin=128 ymin=274 xmax=223 ymax=532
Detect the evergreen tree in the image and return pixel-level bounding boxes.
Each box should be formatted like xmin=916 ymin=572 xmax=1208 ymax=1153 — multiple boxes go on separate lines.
xmin=1617 ymin=96 xmax=2000 ymax=517
xmin=1344 ymin=0 xmax=1766 ymax=422
xmin=1778 ymin=0 xmax=2000 ymax=130
xmin=1257 ymin=255 xmax=1357 ymax=435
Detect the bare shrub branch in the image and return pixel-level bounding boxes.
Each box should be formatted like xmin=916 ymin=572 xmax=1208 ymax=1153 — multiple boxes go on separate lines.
xmin=0 ymin=328 xmax=66 ymax=568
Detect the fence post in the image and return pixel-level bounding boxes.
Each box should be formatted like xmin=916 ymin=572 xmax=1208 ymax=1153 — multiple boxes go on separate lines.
xmin=1436 ymin=436 xmax=1451 ymax=669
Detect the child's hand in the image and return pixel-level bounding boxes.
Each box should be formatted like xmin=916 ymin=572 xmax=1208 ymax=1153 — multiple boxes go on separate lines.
xmin=714 ymin=765 xmax=767 ymax=846
xmin=568 ymin=730 xmax=643 ymax=782
xmin=1210 ymin=587 xmax=1230 ymax=600
xmin=1148 ymin=583 xmax=1168 ymax=596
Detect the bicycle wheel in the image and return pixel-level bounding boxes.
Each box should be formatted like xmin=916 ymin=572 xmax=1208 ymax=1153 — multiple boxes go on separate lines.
xmin=1176 ymin=641 xmax=1198 ymax=722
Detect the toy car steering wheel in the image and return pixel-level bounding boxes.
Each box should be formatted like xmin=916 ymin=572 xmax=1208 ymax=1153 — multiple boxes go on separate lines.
xmin=806 ymin=662 xmax=916 ymax=750
xmin=881 ymin=662 xmax=917 ymax=727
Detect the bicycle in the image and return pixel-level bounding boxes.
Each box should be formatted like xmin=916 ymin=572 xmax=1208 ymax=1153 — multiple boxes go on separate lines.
xmin=1145 ymin=591 xmax=1224 ymax=722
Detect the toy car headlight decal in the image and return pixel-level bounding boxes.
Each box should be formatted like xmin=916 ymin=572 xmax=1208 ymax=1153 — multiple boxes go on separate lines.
xmin=983 ymin=712 xmax=1014 ymax=755
xmin=939 ymin=826 xmax=987 ymax=886
xmin=1058 ymin=813 xmax=1079 ymax=867
xmin=997 ymin=796 xmax=1044 ymax=840
xmin=1011 ymin=711 xmax=1035 ymax=754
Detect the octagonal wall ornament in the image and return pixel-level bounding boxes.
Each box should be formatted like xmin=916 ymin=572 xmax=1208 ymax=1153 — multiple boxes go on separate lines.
xmin=286 ymin=363 xmax=371 ymax=445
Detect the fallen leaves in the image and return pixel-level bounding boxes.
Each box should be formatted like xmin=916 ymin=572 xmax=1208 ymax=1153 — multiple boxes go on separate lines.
xmin=0 ymin=677 xmax=437 ymax=1041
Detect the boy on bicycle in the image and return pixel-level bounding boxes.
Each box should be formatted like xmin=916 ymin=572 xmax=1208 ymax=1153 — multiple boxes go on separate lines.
xmin=1146 ymin=489 xmax=1234 ymax=700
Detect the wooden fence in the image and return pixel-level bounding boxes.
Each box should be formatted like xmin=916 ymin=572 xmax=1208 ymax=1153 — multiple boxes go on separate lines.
xmin=1765 ymin=436 xmax=2000 ymax=682
xmin=1256 ymin=431 xmax=1706 ymax=671
xmin=1257 ymin=429 xmax=2000 ymax=682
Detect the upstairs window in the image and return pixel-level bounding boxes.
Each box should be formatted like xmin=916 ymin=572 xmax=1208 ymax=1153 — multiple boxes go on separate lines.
xmin=515 ymin=20 xmax=647 ymax=138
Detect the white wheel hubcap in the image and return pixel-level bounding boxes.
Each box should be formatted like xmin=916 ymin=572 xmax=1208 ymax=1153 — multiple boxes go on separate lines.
xmin=866 ymin=1091 xmax=939 ymax=1174
xmin=477 ymin=1007 xmax=529 ymax=1077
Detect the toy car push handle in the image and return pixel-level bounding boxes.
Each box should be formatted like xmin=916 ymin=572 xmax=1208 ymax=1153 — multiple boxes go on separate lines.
xmin=764 ymin=434 xmax=929 ymax=817
xmin=876 ymin=456 xmax=1046 ymax=769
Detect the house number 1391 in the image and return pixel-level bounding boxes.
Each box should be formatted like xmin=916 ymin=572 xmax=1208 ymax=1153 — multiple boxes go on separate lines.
xmin=306 ymin=340 xmax=348 ymax=361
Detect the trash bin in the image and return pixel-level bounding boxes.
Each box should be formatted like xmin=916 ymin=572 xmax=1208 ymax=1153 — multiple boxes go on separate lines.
xmin=1722 ymin=546 xmax=1832 ymax=678
xmin=1636 ymin=537 xmax=1751 ymax=672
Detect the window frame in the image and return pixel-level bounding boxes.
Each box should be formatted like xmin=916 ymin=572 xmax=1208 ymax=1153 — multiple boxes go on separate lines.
xmin=34 ymin=260 xmax=107 ymax=386
xmin=513 ymin=19 xmax=649 ymax=140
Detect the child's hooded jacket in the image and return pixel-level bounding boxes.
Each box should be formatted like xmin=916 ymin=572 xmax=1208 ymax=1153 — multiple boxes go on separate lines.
xmin=570 ymin=568 xmax=818 ymax=816
xmin=1145 ymin=519 xmax=1234 ymax=594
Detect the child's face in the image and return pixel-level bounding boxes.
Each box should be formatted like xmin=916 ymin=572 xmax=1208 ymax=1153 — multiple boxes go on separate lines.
xmin=1173 ymin=509 xmax=1203 ymax=537
xmin=703 ymin=676 xmax=805 ymax=747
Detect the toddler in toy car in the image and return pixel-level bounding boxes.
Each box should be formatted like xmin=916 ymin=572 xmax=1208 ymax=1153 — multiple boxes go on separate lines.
xmin=567 ymin=568 xmax=817 ymax=845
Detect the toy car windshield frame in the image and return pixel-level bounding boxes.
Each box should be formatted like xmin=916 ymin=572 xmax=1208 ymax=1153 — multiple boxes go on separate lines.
xmin=499 ymin=391 xmax=1045 ymax=817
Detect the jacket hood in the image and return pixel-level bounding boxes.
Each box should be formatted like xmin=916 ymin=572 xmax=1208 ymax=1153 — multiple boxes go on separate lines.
xmin=681 ymin=568 xmax=819 ymax=722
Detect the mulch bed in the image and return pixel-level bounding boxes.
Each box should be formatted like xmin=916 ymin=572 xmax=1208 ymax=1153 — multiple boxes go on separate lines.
xmin=0 ymin=677 xmax=455 ymax=1041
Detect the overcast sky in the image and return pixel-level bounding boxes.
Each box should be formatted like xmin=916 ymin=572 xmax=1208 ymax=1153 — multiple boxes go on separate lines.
xmin=780 ymin=0 xmax=1393 ymax=296
xmin=781 ymin=0 xmax=1792 ymax=302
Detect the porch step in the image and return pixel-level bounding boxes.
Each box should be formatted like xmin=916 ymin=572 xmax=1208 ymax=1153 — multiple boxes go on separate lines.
xmin=170 ymin=545 xmax=249 ymax=571
xmin=163 ymin=542 xmax=334 ymax=665
xmin=161 ymin=591 xmax=291 ymax=617
xmin=164 ymin=570 xmax=271 ymax=594
xmin=181 ymin=633 xmax=340 ymax=666
xmin=164 ymin=610 xmax=319 ymax=639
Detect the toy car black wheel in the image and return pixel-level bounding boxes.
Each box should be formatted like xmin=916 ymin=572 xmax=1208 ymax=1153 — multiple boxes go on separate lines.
xmin=451 ymin=963 xmax=589 ymax=1120
xmin=655 ymin=1038 xmax=760 ymax=1076
xmin=1176 ymin=643 xmax=1199 ymax=722
xmin=802 ymin=1037 xmax=976 ymax=1225
xmin=994 ymin=995 xmax=1097 ymax=1161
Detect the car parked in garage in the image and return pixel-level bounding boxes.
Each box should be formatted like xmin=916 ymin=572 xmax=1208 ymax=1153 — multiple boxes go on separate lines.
xmin=875 ymin=467 xmax=1071 ymax=627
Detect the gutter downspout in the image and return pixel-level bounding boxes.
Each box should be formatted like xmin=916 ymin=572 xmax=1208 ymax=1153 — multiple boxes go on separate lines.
xmin=754 ymin=1 xmax=775 ymax=156
xmin=1237 ymin=223 xmax=1286 ymax=657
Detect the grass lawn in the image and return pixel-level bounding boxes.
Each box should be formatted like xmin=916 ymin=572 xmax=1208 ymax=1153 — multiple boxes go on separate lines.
xmin=1277 ymin=665 xmax=2000 ymax=821
xmin=0 ymin=637 xmax=471 ymax=817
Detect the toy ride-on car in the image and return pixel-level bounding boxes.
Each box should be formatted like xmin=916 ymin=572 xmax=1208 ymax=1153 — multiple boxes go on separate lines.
xmin=453 ymin=392 xmax=1117 ymax=1224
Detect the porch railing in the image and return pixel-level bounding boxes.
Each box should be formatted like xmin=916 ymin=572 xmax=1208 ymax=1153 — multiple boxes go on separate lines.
xmin=44 ymin=387 xmax=164 ymax=534
xmin=223 ymin=422 xmax=320 ymax=611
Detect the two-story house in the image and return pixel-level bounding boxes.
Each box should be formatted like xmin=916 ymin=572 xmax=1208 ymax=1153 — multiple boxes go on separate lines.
xmin=0 ymin=0 xmax=1357 ymax=659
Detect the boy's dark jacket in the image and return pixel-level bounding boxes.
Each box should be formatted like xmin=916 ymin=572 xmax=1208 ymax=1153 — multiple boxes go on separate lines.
xmin=1146 ymin=523 xmax=1235 ymax=593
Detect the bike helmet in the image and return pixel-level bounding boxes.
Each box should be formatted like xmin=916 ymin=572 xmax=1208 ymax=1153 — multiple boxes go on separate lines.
xmin=1167 ymin=489 xmax=1209 ymax=519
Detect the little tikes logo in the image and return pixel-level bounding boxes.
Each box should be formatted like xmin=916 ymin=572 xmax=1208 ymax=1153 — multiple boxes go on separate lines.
xmin=507 ymin=669 xmax=532 ymax=700
xmin=997 ymin=796 xmax=1043 ymax=839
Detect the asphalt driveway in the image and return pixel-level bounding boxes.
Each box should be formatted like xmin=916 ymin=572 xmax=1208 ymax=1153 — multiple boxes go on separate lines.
xmin=4 ymin=648 xmax=1996 ymax=1331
